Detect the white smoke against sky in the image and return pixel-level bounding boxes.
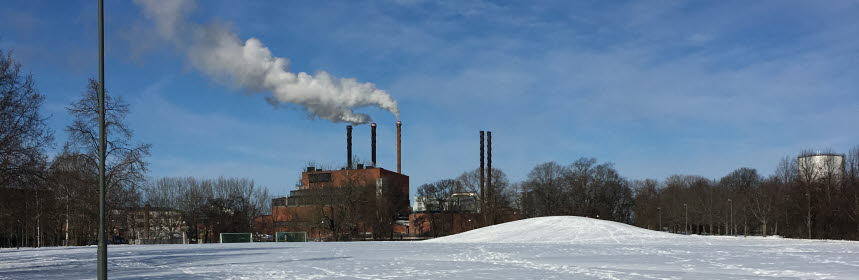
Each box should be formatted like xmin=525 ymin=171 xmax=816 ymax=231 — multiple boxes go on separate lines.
xmin=133 ymin=0 xmax=399 ymax=124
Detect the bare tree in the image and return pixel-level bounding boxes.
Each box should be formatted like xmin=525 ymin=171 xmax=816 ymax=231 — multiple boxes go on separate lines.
xmin=453 ymin=167 xmax=515 ymax=225
xmin=566 ymin=158 xmax=598 ymax=216
xmin=520 ymin=158 xmax=633 ymax=225
xmin=1 ymin=49 xmax=55 ymax=248
xmin=844 ymin=147 xmax=859 ymax=239
xmin=48 ymin=150 xmax=97 ymax=246
xmin=521 ymin=162 xmax=567 ymax=217
xmin=632 ymin=179 xmax=660 ymax=230
xmin=318 ymin=172 xmax=359 ymax=241
xmin=0 ymin=49 xmax=53 ymax=187
xmin=749 ymin=177 xmax=779 ymax=236
xmin=64 ymin=79 xmax=151 ymax=239
xmin=720 ymin=168 xmax=760 ymax=236
xmin=588 ymin=162 xmax=633 ymax=223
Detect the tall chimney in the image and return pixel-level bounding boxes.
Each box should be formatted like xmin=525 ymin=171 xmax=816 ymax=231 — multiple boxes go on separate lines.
xmin=371 ymin=123 xmax=377 ymax=167
xmin=396 ymin=121 xmax=402 ymax=174
xmin=487 ymin=131 xmax=492 ymax=220
xmin=479 ymin=131 xmax=485 ymax=207
xmin=347 ymin=125 xmax=353 ymax=169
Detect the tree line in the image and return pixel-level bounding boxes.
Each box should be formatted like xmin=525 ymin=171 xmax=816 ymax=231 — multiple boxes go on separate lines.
xmin=520 ymin=158 xmax=633 ymax=222
xmin=0 ymin=49 xmax=269 ymax=248
xmin=630 ymin=150 xmax=859 ymax=240
xmin=142 ymin=177 xmax=270 ymax=243
xmin=420 ymin=152 xmax=859 ymax=241
xmin=517 ymin=150 xmax=859 ymax=240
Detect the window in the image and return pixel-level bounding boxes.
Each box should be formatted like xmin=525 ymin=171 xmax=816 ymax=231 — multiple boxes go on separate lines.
xmin=308 ymin=172 xmax=332 ymax=183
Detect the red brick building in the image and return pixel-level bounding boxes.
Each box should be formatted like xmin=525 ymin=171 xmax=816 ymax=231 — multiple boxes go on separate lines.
xmin=270 ymin=166 xmax=409 ymax=240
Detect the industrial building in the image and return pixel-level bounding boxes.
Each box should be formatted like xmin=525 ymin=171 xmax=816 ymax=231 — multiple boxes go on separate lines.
xmin=269 ymin=122 xmax=410 ymax=240
xmin=262 ymin=124 xmax=519 ymax=240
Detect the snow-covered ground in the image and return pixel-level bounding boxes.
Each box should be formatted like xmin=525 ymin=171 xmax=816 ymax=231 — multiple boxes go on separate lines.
xmin=2 ymin=216 xmax=858 ymax=279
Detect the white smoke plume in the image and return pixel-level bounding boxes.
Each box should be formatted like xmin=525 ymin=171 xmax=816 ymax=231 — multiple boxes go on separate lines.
xmin=134 ymin=0 xmax=399 ymax=124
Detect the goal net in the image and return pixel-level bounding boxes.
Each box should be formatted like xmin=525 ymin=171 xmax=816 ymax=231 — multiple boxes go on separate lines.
xmin=275 ymin=232 xmax=308 ymax=242
xmin=219 ymin=233 xmax=253 ymax=243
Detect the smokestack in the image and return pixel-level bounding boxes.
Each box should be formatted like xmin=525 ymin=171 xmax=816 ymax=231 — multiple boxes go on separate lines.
xmin=396 ymin=121 xmax=402 ymax=174
xmin=487 ymin=131 xmax=492 ymax=219
xmin=347 ymin=125 xmax=353 ymax=169
xmin=480 ymin=131 xmax=485 ymax=207
xmin=371 ymin=123 xmax=377 ymax=167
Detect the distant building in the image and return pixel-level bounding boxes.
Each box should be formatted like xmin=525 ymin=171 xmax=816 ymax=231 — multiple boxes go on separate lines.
xmin=448 ymin=192 xmax=480 ymax=213
xmin=113 ymin=205 xmax=187 ymax=244
xmin=409 ymin=192 xmax=483 ymax=237
xmin=413 ymin=192 xmax=480 ymax=213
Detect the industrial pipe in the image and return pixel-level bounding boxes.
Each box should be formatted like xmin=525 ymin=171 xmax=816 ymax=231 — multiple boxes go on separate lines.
xmin=347 ymin=125 xmax=353 ymax=169
xmin=396 ymin=121 xmax=402 ymax=173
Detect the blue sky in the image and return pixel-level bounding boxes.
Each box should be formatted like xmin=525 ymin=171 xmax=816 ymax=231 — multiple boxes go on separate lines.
xmin=2 ymin=0 xmax=857 ymax=197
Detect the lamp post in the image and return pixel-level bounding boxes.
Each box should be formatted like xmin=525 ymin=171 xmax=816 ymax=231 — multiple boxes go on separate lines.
xmin=97 ymin=0 xmax=108 ymax=278
xmin=728 ymin=199 xmax=733 ymax=236
xmin=657 ymin=207 xmax=662 ymax=231
xmin=684 ymin=203 xmax=688 ymax=235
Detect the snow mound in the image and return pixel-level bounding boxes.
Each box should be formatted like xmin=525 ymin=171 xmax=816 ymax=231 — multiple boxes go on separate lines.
xmin=426 ymin=216 xmax=682 ymax=244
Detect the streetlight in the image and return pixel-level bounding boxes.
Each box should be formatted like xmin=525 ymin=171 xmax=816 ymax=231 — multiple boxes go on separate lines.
xmin=97 ymin=0 xmax=108 ymax=278
xmin=657 ymin=207 xmax=662 ymax=231
xmin=684 ymin=203 xmax=688 ymax=235
xmin=728 ymin=199 xmax=733 ymax=236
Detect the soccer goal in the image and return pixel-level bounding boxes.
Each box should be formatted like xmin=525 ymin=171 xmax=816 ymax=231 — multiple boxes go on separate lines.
xmin=219 ymin=233 xmax=253 ymax=243
xmin=275 ymin=232 xmax=308 ymax=242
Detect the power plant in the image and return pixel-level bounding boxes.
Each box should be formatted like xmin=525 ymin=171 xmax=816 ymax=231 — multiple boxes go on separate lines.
xmin=266 ymin=123 xmax=518 ymax=239
xmin=270 ymin=122 xmax=410 ymax=240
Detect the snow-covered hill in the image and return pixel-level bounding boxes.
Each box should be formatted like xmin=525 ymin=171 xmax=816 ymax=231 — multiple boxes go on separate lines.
xmin=3 ymin=217 xmax=859 ymax=279
xmin=427 ymin=216 xmax=682 ymax=244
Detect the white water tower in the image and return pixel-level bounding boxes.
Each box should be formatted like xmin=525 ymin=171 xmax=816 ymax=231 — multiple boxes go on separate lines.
xmin=797 ymin=153 xmax=845 ymax=183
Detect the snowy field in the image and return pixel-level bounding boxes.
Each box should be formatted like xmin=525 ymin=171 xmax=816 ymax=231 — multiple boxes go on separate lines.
xmin=2 ymin=217 xmax=859 ymax=279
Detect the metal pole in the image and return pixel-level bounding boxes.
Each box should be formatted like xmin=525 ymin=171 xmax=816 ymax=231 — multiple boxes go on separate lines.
xmin=97 ymin=0 xmax=108 ymax=278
